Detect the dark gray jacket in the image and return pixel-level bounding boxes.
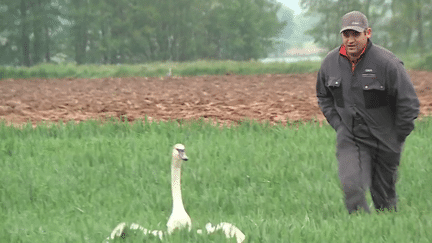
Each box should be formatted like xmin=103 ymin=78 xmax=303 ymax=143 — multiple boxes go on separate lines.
xmin=317 ymin=40 xmax=420 ymax=153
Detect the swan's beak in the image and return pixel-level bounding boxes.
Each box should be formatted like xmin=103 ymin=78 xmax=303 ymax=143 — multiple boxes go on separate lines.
xmin=180 ymin=152 xmax=188 ymax=161
xmin=177 ymin=149 xmax=188 ymax=161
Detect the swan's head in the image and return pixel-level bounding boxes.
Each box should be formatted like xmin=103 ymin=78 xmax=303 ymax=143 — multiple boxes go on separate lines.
xmin=172 ymin=144 xmax=188 ymax=161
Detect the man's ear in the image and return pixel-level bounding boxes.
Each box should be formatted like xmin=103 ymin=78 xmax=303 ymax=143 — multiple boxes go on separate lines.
xmin=366 ymin=28 xmax=372 ymax=38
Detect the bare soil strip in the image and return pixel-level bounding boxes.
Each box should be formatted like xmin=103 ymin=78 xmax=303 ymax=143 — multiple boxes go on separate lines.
xmin=1 ymin=71 xmax=431 ymax=126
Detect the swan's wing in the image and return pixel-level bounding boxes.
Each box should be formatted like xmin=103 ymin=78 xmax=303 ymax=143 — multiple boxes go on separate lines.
xmin=204 ymin=222 xmax=246 ymax=243
xmin=151 ymin=229 xmax=164 ymax=240
xmin=105 ymin=222 xmax=163 ymax=241
xmin=218 ymin=222 xmax=246 ymax=243
xmin=108 ymin=222 xmax=127 ymax=240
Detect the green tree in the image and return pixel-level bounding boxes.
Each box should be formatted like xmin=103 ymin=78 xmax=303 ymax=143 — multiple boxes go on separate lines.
xmin=0 ymin=0 xmax=62 ymax=66
xmin=68 ymin=0 xmax=90 ymax=64
xmin=20 ymin=0 xmax=31 ymax=66
xmin=31 ymin=0 xmax=44 ymax=64
xmin=29 ymin=0 xmax=61 ymax=64
xmin=386 ymin=0 xmax=431 ymax=55
xmin=0 ymin=1 xmax=21 ymax=65
xmin=203 ymin=0 xmax=283 ymax=60
xmin=2 ymin=0 xmax=288 ymax=65
xmin=169 ymin=0 xmax=208 ymax=61
xmin=300 ymin=0 xmax=432 ymax=56
xmin=272 ymin=5 xmax=295 ymax=56
xmin=300 ymin=0 xmax=365 ymax=51
xmin=277 ymin=5 xmax=295 ymax=40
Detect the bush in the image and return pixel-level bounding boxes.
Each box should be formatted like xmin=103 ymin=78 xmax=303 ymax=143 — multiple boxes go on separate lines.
xmin=413 ymin=53 xmax=432 ymax=71
xmin=0 ymin=66 xmax=6 ymax=80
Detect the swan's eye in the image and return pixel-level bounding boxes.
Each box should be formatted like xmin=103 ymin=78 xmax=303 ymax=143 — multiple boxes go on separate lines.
xmin=177 ymin=149 xmax=185 ymax=153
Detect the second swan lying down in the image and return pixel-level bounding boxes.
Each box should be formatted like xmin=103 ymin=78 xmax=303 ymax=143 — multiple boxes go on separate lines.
xmin=105 ymin=144 xmax=245 ymax=243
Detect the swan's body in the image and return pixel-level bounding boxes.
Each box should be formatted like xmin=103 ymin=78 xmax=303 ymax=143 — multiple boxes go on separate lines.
xmin=105 ymin=144 xmax=245 ymax=242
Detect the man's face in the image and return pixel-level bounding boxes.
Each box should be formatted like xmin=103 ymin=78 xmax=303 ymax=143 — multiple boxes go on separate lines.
xmin=341 ymin=28 xmax=372 ymax=58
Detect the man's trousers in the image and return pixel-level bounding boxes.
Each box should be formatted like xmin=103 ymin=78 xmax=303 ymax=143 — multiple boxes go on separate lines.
xmin=336 ymin=122 xmax=400 ymax=214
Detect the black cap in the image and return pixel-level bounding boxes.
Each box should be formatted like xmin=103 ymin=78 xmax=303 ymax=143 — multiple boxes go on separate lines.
xmin=340 ymin=11 xmax=368 ymax=33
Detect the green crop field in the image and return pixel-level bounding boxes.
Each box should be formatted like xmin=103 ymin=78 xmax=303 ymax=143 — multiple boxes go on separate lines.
xmin=0 ymin=60 xmax=322 ymax=80
xmin=1 ymin=53 xmax=430 ymax=80
xmin=1 ymin=117 xmax=432 ymax=242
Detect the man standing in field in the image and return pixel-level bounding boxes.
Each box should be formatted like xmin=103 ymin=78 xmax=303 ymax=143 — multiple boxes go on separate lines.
xmin=316 ymin=11 xmax=420 ymax=214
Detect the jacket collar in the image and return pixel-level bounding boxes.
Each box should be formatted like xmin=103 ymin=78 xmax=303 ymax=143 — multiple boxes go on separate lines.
xmin=339 ymin=39 xmax=372 ymax=61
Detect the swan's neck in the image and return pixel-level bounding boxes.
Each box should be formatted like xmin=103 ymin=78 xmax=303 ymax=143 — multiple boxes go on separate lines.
xmin=171 ymin=159 xmax=186 ymax=212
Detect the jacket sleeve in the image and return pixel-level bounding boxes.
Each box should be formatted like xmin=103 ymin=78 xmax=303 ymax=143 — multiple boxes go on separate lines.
xmin=316 ymin=68 xmax=341 ymax=130
xmin=387 ymin=61 xmax=420 ymax=141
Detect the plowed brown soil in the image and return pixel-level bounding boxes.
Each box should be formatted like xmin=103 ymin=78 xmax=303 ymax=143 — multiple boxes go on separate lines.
xmin=1 ymin=71 xmax=431 ymax=126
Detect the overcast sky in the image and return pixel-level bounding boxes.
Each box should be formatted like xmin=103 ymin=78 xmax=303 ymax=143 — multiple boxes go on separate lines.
xmin=276 ymin=0 xmax=303 ymax=15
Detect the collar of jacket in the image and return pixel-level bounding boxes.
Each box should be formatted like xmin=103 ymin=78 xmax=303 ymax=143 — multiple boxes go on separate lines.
xmin=339 ymin=39 xmax=372 ymax=71
xmin=339 ymin=39 xmax=372 ymax=60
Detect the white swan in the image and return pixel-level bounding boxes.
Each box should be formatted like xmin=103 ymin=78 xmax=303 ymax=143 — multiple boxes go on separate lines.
xmin=105 ymin=144 xmax=245 ymax=242
xmin=166 ymin=143 xmax=192 ymax=233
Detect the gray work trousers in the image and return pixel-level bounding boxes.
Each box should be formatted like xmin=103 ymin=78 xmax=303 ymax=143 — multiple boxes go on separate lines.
xmin=336 ymin=119 xmax=400 ymax=214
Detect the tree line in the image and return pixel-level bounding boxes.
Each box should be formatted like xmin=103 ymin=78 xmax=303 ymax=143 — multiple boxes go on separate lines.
xmin=300 ymin=0 xmax=432 ymax=57
xmin=0 ymin=0 xmax=285 ymax=66
xmin=1 ymin=0 xmax=431 ymax=67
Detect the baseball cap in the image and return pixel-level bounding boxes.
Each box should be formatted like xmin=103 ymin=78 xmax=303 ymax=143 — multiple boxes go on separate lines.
xmin=340 ymin=11 xmax=368 ymax=33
